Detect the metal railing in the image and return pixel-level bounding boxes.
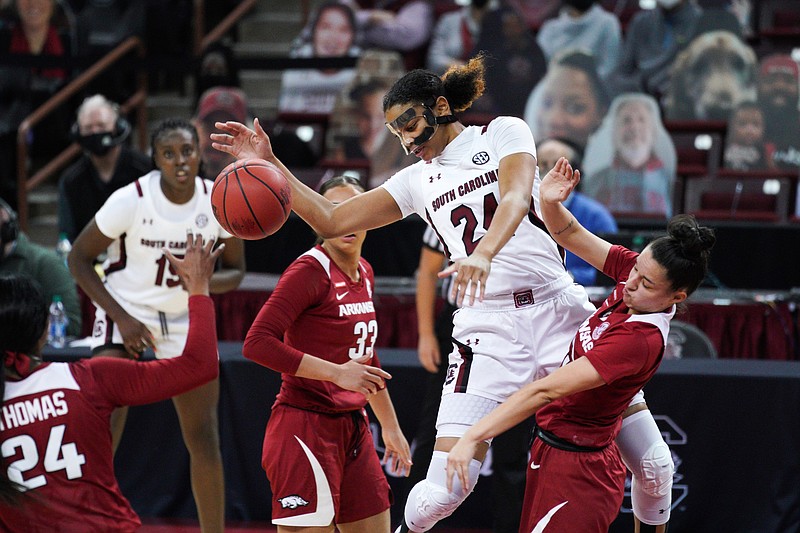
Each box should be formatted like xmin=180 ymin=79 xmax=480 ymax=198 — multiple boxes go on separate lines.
xmin=14 ymin=0 xmax=261 ymax=230
xmin=199 ymin=0 xmax=257 ymax=53
xmin=15 ymin=36 xmax=148 ymax=231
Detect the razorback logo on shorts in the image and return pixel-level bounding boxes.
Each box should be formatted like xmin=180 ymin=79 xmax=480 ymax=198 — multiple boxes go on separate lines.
xmin=278 ymin=495 xmax=309 ymax=509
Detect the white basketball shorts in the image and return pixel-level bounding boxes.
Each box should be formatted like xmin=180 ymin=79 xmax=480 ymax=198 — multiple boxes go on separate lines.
xmin=436 ymin=279 xmax=595 ymax=436
xmin=89 ymin=286 xmax=190 ymax=359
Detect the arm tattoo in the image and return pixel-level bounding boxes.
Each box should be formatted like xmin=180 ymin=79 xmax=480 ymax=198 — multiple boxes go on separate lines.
xmin=554 ymin=219 xmax=574 ymax=236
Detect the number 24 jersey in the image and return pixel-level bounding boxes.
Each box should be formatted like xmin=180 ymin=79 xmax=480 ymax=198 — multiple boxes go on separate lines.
xmin=382 ymin=116 xmax=570 ymax=298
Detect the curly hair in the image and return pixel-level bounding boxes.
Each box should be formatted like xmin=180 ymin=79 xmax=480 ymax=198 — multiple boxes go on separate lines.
xmin=383 ymin=54 xmax=486 ymax=113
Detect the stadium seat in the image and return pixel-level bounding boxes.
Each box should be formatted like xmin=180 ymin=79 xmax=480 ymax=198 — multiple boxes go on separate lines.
xmin=665 ymin=119 xmax=726 ymax=178
xmin=684 ymin=169 xmax=795 ymax=222
xmin=664 ymin=320 xmax=718 ymax=359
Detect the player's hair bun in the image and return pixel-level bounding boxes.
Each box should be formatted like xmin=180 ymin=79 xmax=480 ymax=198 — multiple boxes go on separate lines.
xmin=667 ymin=214 xmax=716 ymax=259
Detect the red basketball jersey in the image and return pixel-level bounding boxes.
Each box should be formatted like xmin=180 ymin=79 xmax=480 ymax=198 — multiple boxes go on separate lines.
xmin=244 ymin=246 xmax=381 ymax=413
xmin=536 ymin=245 xmax=673 ymax=449
xmin=0 ymin=297 xmax=217 ymax=532
xmin=0 ymin=362 xmax=140 ymax=532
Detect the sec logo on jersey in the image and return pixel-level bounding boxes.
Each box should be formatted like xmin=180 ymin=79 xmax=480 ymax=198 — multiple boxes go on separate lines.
xmin=472 ymin=151 xmax=490 ymax=165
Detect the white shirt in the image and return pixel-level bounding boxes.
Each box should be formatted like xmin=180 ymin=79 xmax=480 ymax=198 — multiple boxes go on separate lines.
xmin=382 ymin=117 xmax=571 ymax=299
xmin=95 ymin=171 xmax=231 ymax=314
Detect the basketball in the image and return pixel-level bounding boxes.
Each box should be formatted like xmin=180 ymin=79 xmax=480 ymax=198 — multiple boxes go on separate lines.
xmin=211 ymin=158 xmax=292 ymax=240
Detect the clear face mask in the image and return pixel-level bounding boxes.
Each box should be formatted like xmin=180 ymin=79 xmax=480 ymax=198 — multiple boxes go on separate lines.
xmin=385 ymin=103 xmax=457 ymax=155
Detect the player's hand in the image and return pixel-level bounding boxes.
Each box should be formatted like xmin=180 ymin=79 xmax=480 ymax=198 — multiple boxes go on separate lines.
xmin=446 ymin=437 xmax=479 ymax=495
xmin=381 ymin=426 xmax=412 ymax=477
xmin=211 ymin=118 xmax=273 ymax=162
xmin=334 ymin=360 xmax=392 ymax=396
xmin=117 ymin=314 xmax=157 ymax=359
xmin=440 ymin=252 xmax=491 ymax=307
xmin=540 ymin=157 xmax=580 ymax=205
xmin=164 ymin=232 xmax=226 ymax=297
xmin=417 ymin=332 xmax=441 ymax=373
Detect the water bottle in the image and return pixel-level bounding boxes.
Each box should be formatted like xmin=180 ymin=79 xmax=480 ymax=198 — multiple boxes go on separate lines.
xmin=48 ymin=295 xmax=68 ymax=349
xmin=56 ymin=233 xmax=71 ymax=266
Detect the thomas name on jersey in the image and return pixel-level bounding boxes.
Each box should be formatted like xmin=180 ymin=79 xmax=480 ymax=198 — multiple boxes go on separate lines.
xmin=0 ymin=392 xmax=69 ymax=430
xmin=338 ymin=300 xmax=375 ymax=317
xmin=430 ymin=169 xmax=499 ymax=212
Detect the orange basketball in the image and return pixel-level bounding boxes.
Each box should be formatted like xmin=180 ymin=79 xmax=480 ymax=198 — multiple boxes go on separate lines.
xmin=211 ymin=158 xmax=292 ymax=240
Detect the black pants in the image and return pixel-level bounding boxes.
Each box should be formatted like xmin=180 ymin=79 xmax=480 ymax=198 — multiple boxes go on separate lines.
xmin=404 ymin=303 xmax=533 ymax=533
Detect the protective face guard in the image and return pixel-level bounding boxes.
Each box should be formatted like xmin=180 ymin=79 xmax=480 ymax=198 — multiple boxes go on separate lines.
xmin=385 ymin=104 xmax=438 ymax=155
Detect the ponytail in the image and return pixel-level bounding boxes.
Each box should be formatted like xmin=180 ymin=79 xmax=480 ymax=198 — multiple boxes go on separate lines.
xmin=441 ymin=54 xmax=486 ymax=113
xmin=383 ymin=54 xmax=487 ymax=114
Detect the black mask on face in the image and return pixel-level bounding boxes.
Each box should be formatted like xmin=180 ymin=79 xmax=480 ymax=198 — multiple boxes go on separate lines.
xmin=472 ymin=0 xmax=490 ymax=9
xmin=77 ymin=131 xmax=117 ymax=156
xmin=563 ymin=0 xmax=594 ymax=12
xmin=386 ymin=104 xmax=457 ymax=155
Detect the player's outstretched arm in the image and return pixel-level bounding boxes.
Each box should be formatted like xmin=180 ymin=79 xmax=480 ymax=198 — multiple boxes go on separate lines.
xmin=540 ymin=157 xmax=611 ymax=272
xmin=91 ymin=233 xmax=223 ymax=406
xmin=446 ymin=356 xmax=605 ymax=493
xmin=212 ymin=119 xmax=403 ymax=239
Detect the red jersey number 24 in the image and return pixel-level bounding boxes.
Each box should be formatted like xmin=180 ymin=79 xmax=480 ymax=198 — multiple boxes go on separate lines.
xmin=2 ymin=424 xmax=86 ymax=490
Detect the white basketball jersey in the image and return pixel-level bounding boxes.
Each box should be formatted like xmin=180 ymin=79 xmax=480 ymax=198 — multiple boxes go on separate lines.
xmin=94 ymin=170 xmax=232 ymax=314
xmin=382 ymin=117 xmax=570 ymax=298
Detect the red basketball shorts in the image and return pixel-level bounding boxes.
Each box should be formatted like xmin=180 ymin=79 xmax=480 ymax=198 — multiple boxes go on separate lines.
xmin=263 ymin=404 xmax=392 ymax=527
xmin=520 ymin=438 xmax=627 ymax=532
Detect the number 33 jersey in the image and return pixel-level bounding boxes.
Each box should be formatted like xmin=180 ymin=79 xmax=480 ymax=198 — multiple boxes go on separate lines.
xmin=382 ymin=116 xmax=570 ymax=298
xmin=243 ymin=246 xmax=382 ymax=413
xmin=94 ymin=171 xmax=232 ymax=314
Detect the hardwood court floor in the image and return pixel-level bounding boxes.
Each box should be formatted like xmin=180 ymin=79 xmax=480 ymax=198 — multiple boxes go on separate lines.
xmin=140 ymin=518 xmax=490 ymax=532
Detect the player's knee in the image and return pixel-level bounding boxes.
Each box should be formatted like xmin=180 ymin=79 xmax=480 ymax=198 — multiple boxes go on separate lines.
xmin=403 ymin=479 xmax=471 ymax=532
xmin=635 ymin=441 xmax=674 ymax=497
